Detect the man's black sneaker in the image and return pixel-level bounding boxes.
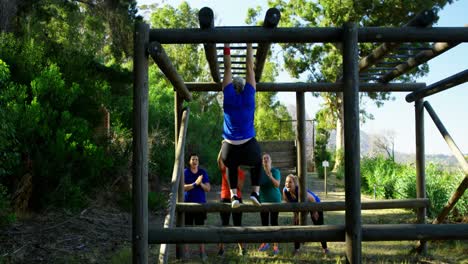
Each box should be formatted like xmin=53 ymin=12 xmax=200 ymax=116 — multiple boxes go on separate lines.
xmin=250 ymin=192 xmax=261 ymax=206
xmin=231 ymin=195 xmax=240 ymax=208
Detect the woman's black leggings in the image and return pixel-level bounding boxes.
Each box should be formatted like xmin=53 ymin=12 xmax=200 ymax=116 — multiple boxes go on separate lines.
xmin=221 ymin=138 xmax=262 ymax=190
xmin=294 ymin=211 xmax=327 ymax=250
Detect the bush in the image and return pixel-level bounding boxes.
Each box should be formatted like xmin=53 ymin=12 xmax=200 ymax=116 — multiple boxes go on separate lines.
xmin=360 ymin=155 xmax=400 ymax=199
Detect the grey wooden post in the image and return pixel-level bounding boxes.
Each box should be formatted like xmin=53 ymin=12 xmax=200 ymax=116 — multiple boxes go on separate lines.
xmin=415 ymin=99 xmax=427 ymax=253
xmin=174 ymin=93 xmax=184 ymax=259
xmin=132 ymin=20 xmax=149 ymax=264
xmin=343 ymin=22 xmax=362 ymax=263
xmin=296 ymin=92 xmax=307 ymax=225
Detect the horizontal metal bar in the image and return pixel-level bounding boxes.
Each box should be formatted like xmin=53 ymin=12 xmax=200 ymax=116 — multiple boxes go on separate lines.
xmin=149 ymin=27 xmax=468 ymax=44
xmin=185 ymin=82 xmax=425 ymax=92
xmin=148 ymin=224 xmax=468 ymax=244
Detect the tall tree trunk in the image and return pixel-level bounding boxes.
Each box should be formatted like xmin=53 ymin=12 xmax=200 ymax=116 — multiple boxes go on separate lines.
xmin=333 ymin=93 xmax=344 ymax=172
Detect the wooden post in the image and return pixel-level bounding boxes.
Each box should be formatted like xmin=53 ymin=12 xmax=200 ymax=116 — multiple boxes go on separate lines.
xmin=184 ymin=82 xmax=425 ymax=92
xmin=255 ymin=8 xmax=280 ymax=82
xmin=296 ymin=92 xmax=307 ymax=225
xmin=198 ymin=7 xmax=220 ymax=83
xmin=174 ymin=93 xmax=184 ymax=259
xmin=380 ymin=40 xmax=461 ymax=83
xmin=148 ymin=41 xmax=192 ymax=101
xmin=132 ymin=20 xmax=149 ymax=264
xmin=358 ymin=9 xmax=435 ymax=73
xmin=415 ymin=99 xmax=427 ymax=254
xmin=424 ymin=101 xmax=468 ymax=224
xmin=406 ymin=69 xmax=468 ymax=102
xmin=159 ymin=108 xmax=190 ymax=263
xmin=343 ymin=22 xmax=361 ymax=263
xmin=149 ymin=27 xmax=468 ymax=44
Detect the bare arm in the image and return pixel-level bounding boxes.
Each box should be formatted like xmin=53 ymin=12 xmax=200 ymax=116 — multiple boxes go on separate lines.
xmin=222 ymin=43 xmax=232 ymax=89
xmin=245 ymin=43 xmax=256 ymax=88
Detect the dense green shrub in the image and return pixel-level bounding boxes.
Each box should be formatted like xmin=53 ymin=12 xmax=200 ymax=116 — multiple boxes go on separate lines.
xmin=314 ymin=128 xmax=333 ymax=179
xmin=360 ymin=155 xmax=400 ymax=199
xmin=361 ymin=155 xmax=467 ymax=220
xmin=0 ymin=184 xmax=15 ymax=226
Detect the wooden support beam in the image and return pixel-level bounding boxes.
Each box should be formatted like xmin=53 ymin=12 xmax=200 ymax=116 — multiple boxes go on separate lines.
xmin=149 ymin=225 xmax=346 ymax=244
xmin=423 ymin=101 xmax=468 ymax=225
xmin=158 ymin=108 xmax=189 ymax=264
xmin=362 ymin=224 xmax=468 ymax=241
xmin=296 ymin=92 xmax=307 ymax=225
xmin=255 ymin=8 xmax=280 ymax=82
xmin=343 ymin=22 xmax=361 ymax=263
xmin=149 ymin=27 xmax=468 ymax=44
xmin=148 ymin=41 xmax=192 ymax=101
xmin=198 ymin=7 xmax=220 ymax=83
xmin=415 ymin=99 xmax=427 ymax=253
xmin=185 ymin=82 xmax=425 ymax=92
xmin=175 ymin=199 xmax=429 ymax=213
xmin=132 ymin=21 xmax=149 ymax=264
xmin=379 ymin=40 xmax=461 ymax=83
xmin=358 ymin=9 xmax=435 ymax=73
xmin=148 ymin=224 xmax=468 ymax=244
xmin=406 ymin=69 xmax=468 ymax=102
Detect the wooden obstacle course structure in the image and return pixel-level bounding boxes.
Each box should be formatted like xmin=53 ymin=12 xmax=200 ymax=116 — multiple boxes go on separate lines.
xmin=132 ymin=7 xmax=468 ymax=264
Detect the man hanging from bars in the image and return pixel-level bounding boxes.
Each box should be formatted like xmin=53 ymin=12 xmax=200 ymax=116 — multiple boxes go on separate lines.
xmin=220 ymin=43 xmax=262 ymax=208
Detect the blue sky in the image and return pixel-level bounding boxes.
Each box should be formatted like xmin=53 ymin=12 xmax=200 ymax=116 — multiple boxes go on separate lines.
xmin=138 ymin=0 xmax=467 ymax=155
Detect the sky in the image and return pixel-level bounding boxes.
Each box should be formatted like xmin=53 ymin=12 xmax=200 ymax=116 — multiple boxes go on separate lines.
xmin=137 ymin=0 xmax=467 ymax=155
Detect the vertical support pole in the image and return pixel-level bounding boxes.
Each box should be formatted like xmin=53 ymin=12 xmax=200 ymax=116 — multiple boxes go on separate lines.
xmin=343 ymin=22 xmax=361 ymax=263
xmin=324 ymin=166 xmax=328 ymax=197
xmin=132 ymin=21 xmax=149 ymax=264
xmin=296 ymin=92 xmax=307 ymax=225
xmin=415 ymin=99 xmax=427 ymax=253
xmin=174 ymin=93 xmax=184 ymax=259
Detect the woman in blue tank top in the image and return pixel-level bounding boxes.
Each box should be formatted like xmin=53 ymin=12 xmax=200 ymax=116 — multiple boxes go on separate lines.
xmin=220 ymin=43 xmax=262 ymax=209
xmin=283 ymin=174 xmax=329 ymax=255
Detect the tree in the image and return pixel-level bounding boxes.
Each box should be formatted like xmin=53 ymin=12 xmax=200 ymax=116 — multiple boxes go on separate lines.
xmin=253 ymin=0 xmax=454 ymax=171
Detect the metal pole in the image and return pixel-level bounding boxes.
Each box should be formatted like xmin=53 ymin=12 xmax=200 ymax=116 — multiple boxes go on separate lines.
xmin=343 ymin=22 xmax=361 ymax=263
xmin=132 ymin=20 xmax=149 ymax=264
xmin=324 ymin=166 xmax=327 ymax=197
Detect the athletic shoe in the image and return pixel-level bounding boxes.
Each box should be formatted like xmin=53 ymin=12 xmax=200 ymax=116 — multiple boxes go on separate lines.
xmin=293 ymin=249 xmax=300 ymax=256
xmin=258 ymin=243 xmax=270 ymax=251
xmin=217 ymin=248 xmax=224 ymax=256
xmin=323 ymin=248 xmax=330 ymax=254
xmin=231 ymin=195 xmax=240 ymax=208
xmin=250 ymin=192 xmax=261 ymax=206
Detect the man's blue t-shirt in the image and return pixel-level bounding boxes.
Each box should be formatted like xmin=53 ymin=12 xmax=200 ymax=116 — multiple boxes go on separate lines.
xmin=223 ymin=82 xmax=256 ymax=140
xmin=184 ymin=168 xmax=209 ymax=203
xmin=283 ymin=186 xmax=321 ymax=203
